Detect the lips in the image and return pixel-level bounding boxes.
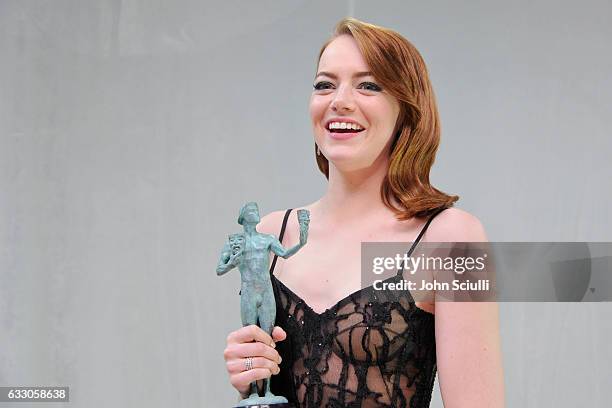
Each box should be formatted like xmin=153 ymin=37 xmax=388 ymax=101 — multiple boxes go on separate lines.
xmin=324 ymin=118 xmax=366 ymax=141
xmin=326 ymin=128 xmax=365 ymax=140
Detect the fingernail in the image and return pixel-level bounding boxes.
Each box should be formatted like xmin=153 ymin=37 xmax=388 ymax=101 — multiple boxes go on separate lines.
xmin=271 ymin=341 xmax=276 ymax=348
xmin=278 ymin=356 xmax=282 ymax=364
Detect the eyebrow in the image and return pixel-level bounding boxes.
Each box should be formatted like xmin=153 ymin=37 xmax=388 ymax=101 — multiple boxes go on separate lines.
xmin=315 ymin=71 xmax=374 ymax=80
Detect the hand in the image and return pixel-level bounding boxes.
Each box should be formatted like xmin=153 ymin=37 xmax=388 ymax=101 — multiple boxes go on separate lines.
xmin=224 ymin=325 xmax=287 ymax=397
xmin=228 ymin=249 xmax=243 ymax=266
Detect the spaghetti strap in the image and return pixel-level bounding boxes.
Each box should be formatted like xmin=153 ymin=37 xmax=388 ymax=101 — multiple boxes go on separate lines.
xmin=397 ymin=206 xmax=448 ymax=276
xmin=269 ymin=209 xmax=293 ymax=275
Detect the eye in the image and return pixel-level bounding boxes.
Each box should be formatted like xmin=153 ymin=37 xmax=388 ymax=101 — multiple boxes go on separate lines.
xmin=313 ymin=81 xmax=333 ymax=90
xmin=358 ymin=82 xmax=382 ymax=92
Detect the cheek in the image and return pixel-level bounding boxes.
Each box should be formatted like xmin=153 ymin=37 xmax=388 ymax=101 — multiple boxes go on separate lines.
xmin=309 ymin=97 xmax=326 ymax=122
xmin=365 ymin=102 xmax=399 ymax=131
xmin=309 ymin=98 xmax=329 ymax=143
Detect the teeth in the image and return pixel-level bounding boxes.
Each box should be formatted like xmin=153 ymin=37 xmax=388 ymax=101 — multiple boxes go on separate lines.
xmin=327 ymin=121 xmax=364 ymax=131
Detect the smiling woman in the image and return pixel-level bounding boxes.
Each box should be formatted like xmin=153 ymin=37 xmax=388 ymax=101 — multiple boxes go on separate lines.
xmin=310 ymin=19 xmax=458 ymax=220
xmin=222 ymin=17 xmax=505 ymax=407
xmin=310 ymin=34 xmax=401 ymax=175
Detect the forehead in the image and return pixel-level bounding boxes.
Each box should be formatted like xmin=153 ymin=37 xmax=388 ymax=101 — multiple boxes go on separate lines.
xmin=318 ymin=34 xmax=369 ymax=72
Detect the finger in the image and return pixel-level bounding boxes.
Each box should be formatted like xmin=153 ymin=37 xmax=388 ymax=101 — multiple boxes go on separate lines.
xmin=272 ymin=326 xmax=287 ymax=342
xmin=224 ymin=338 xmax=281 ymax=364
xmin=235 ymin=342 xmax=281 ymax=363
xmin=227 ymin=357 xmax=280 ymax=375
xmin=231 ymin=368 xmax=274 ymax=390
xmin=227 ymin=325 xmax=274 ymax=347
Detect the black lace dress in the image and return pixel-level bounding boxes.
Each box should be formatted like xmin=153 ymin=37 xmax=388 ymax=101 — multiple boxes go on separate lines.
xmin=270 ymin=208 xmax=445 ymax=408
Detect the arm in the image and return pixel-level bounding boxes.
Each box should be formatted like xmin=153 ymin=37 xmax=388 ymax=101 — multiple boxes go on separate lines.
xmin=432 ymin=210 xmax=506 ymax=407
xmin=216 ymin=242 xmax=240 ymax=276
xmin=268 ymin=212 xmax=309 ymax=259
xmin=269 ymin=237 xmax=304 ymax=259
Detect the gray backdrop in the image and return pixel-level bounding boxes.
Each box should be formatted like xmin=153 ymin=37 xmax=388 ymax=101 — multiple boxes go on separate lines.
xmin=1 ymin=1 xmax=611 ymax=407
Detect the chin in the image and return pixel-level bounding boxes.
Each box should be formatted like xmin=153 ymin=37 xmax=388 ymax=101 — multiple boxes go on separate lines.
xmin=324 ymin=153 xmax=374 ymax=173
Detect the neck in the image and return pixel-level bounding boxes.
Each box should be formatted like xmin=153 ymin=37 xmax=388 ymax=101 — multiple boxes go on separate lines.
xmin=316 ymin=152 xmax=395 ymax=225
xmin=243 ymin=224 xmax=257 ymax=235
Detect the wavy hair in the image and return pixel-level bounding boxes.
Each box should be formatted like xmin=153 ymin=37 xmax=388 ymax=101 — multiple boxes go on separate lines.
xmin=314 ymin=17 xmax=458 ymax=219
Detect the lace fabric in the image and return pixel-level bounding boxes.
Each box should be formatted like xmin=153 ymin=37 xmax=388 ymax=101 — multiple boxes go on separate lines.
xmin=270 ymin=208 xmax=444 ymax=408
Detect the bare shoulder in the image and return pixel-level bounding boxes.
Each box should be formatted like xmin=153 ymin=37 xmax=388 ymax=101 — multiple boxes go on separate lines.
xmin=256 ymin=209 xmax=289 ymax=236
xmin=426 ymin=207 xmax=488 ymax=242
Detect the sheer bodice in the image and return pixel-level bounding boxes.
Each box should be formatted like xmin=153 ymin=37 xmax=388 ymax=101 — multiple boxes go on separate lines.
xmin=270 ymin=208 xmax=445 ymax=407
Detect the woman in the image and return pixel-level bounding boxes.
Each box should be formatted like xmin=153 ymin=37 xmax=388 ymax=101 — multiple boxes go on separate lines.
xmin=223 ymin=17 xmax=505 ymax=407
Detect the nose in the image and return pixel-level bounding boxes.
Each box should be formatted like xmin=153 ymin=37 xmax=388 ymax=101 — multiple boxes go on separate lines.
xmin=330 ymin=84 xmax=355 ymax=113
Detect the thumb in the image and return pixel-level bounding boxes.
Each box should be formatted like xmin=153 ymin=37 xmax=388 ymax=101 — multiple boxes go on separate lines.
xmin=271 ymin=326 xmax=287 ymax=342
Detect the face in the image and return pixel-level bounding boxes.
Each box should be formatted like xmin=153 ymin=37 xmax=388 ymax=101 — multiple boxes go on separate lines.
xmin=228 ymin=233 xmax=245 ymax=254
xmin=310 ymin=34 xmax=401 ymax=172
xmin=242 ymin=204 xmax=260 ymax=224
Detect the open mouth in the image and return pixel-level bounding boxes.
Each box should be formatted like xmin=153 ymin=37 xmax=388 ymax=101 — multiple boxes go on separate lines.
xmin=326 ymin=121 xmax=365 ymax=133
xmin=328 ymin=128 xmax=365 ymax=134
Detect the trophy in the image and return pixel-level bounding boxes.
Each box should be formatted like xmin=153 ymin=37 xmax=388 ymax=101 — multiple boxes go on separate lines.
xmin=217 ymin=202 xmax=309 ymax=407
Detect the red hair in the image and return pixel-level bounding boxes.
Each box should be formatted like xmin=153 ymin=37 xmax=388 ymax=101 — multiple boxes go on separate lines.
xmin=315 ymin=18 xmax=458 ymax=219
